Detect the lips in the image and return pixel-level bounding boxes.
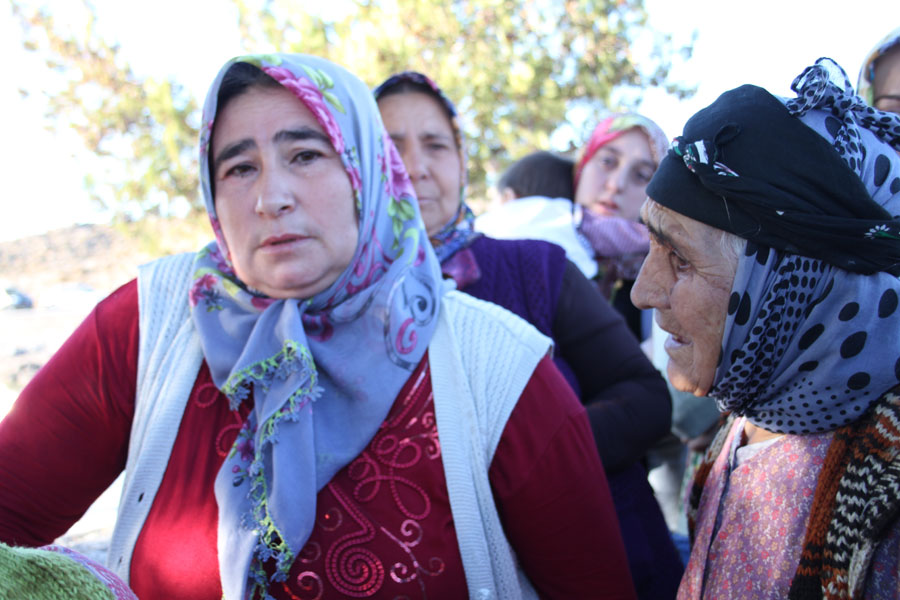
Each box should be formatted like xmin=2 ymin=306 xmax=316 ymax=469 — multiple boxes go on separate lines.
xmin=260 ymin=233 xmax=307 ymax=247
xmin=658 ymin=322 xmax=689 ymax=347
xmin=591 ymin=199 xmax=619 ymax=216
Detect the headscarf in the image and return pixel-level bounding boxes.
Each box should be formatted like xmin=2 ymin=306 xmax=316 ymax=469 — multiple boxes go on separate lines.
xmin=650 ymin=58 xmax=900 ymax=435
xmin=574 ymin=113 xmax=667 ymax=287
xmin=857 ymin=26 xmax=900 ymax=106
xmin=373 ymin=72 xmax=481 ymax=263
xmin=191 ymin=54 xmax=445 ymax=599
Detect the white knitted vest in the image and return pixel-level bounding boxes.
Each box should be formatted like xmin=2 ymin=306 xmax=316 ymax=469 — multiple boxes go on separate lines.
xmin=109 ymin=253 xmax=547 ymax=599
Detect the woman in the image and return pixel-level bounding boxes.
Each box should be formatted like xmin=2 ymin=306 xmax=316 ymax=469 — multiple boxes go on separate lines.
xmin=857 ymin=26 xmax=900 ymax=114
xmin=375 ymin=73 xmax=683 ymax=599
xmin=573 ymin=113 xmax=668 ymax=339
xmin=631 ymin=58 xmax=900 ymax=598
xmin=0 ymin=54 xmax=635 ymax=599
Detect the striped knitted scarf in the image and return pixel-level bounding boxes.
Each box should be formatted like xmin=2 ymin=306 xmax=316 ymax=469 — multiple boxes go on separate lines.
xmin=688 ymin=385 xmax=900 ymax=599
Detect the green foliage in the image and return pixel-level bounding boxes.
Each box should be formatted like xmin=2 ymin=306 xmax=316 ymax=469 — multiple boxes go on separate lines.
xmin=12 ymin=0 xmax=693 ymax=216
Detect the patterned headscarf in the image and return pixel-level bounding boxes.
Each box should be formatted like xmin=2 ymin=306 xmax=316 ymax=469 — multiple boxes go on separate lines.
xmin=659 ymin=58 xmax=900 ymax=435
xmin=573 ymin=112 xmax=668 ymax=189
xmin=857 ymin=26 xmax=900 ymax=106
xmin=191 ymin=54 xmax=445 ymax=599
xmin=373 ymin=72 xmax=481 ymax=263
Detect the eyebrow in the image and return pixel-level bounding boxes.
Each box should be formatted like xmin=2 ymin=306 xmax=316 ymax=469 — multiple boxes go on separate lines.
xmin=273 ymin=127 xmax=332 ymax=146
xmin=644 ymin=218 xmax=678 ymax=251
xmin=597 ymin=146 xmax=656 ymax=169
xmin=388 ymin=130 xmax=453 ymax=143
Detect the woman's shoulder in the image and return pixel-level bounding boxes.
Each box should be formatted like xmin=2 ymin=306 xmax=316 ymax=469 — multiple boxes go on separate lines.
xmin=438 ymin=290 xmax=551 ymax=353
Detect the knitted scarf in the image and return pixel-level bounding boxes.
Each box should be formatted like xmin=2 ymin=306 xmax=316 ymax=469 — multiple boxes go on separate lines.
xmin=0 ymin=543 xmax=137 ymax=600
xmin=687 ymin=386 xmax=900 ymax=599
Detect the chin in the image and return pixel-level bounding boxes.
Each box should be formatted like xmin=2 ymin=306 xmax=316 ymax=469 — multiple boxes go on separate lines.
xmin=667 ymin=365 xmax=710 ymax=397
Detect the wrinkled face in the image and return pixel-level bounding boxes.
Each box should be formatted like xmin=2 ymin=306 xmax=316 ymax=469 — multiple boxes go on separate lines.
xmin=211 ymin=85 xmax=358 ymax=299
xmin=631 ymin=200 xmax=738 ymax=396
xmin=575 ymin=128 xmax=656 ymax=222
xmin=873 ymin=46 xmax=900 ymax=115
xmin=378 ymin=91 xmax=463 ymax=236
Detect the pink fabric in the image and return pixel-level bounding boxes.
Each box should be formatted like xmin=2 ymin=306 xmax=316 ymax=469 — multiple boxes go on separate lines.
xmin=43 ymin=545 xmax=138 ymax=600
xmin=578 ymin=211 xmax=649 ymax=259
xmin=680 ymin=418 xmax=900 ymax=599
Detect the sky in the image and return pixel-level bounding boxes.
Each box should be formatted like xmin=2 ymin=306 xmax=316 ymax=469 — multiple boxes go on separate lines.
xmin=0 ymin=0 xmax=897 ymax=242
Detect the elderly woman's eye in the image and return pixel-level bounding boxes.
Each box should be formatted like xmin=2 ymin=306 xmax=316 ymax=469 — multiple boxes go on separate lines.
xmin=670 ymin=251 xmax=689 ymax=272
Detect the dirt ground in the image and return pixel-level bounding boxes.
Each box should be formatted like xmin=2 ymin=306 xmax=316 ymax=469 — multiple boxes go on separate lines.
xmin=0 ymin=221 xmax=208 ymax=563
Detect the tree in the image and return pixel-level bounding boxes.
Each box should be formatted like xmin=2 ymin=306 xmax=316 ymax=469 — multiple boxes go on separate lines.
xmin=12 ymin=0 xmax=693 ymax=217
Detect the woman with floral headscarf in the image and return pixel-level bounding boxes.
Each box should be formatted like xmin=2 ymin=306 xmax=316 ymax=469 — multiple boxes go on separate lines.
xmin=376 ymin=73 xmax=682 ymax=599
xmin=631 ymin=58 xmax=900 ymax=599
xmin=0 ymin=55 xmax=635 ymax=599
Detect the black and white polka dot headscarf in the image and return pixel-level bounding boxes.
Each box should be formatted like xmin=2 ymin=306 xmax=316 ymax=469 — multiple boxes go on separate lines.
xmin=711 ymin=59 xmax=900 ymax=434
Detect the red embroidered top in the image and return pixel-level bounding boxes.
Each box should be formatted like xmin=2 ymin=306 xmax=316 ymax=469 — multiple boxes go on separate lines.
xmin=0 ymin=281 xmax=635 ymax=599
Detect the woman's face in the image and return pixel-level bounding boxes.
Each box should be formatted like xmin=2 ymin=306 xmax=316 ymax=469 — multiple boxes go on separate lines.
xmin=211 ymin=85 xmax=358 ymax=299
xmin=378 ymin=91 xmax=463 ymax=236
xmin=575 ymin=128 xmax=656 ymax=222
xmin=873 ymin=46 xmax=900 ymax=115
xmin=631 ymin=200 xmax=738 ymax=396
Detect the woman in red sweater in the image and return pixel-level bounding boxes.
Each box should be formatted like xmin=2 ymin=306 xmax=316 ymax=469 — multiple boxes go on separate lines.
xmin=0 ymin=54 xmax=634 ymax=600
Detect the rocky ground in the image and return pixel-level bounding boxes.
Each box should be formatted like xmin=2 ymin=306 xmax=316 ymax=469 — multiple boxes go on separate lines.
xmin=0 ymin=220 xmax=210 ymax=562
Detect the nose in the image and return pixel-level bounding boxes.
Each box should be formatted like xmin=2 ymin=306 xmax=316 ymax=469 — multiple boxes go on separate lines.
xmin=255 ymin=167 xmax=296 ymax=217
xmin=630 ymin=249 xmax=669 ymax=311
xmin=401 ymin=143 xmax=428 ymax=180
xmin=606 ymin=165 xmax=628 ymax=193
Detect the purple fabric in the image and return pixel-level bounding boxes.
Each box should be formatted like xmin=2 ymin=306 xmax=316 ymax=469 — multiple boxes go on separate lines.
xmin=606 ymin=463 xmax=683 ymax=599
xmin=680 ymin=418 xmax=900 ymax=599
xmin=451 ymin=236 xmax=577 ymax=392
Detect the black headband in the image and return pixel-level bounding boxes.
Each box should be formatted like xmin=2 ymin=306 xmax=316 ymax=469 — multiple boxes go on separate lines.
xmin=647 ymin=84 xmax=900 ymax=275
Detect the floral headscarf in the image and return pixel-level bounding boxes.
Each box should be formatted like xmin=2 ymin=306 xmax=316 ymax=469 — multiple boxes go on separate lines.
xmin=373 ymin=72 xmax=481 ymax=263
xmin=191 ymin=54 xmax=445 ymax=600
xmin=573 ymin=112 xmax=668 ymax=189
xmin=857 ymin=26 xmax=900 ymax=106
xmin=706 ymin=59 xmax=900 ymax=435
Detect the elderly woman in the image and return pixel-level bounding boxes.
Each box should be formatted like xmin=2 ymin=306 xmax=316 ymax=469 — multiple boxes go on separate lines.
xmin=631 ymin=58 xmax=900 ymax=598
xmin=0 ymin=54 xmax=636 ymax=600
xmin=858 ymin=26 xmax=900 ymax=114
xmin=375 ymin=73 xmax=682 ymax=599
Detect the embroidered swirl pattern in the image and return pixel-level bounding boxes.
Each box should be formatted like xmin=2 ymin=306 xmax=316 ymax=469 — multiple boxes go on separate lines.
xmin=281 ymin=362 xmax=458 ymax=598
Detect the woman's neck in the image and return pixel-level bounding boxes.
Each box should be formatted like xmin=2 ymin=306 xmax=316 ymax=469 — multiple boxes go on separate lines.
xmin=743 ymin=420 xmax=784 ymax=446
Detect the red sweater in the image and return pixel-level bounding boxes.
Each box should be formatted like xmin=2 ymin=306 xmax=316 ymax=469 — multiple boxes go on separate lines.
xmin=0 ymin=280 xmax=635 ymax=599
